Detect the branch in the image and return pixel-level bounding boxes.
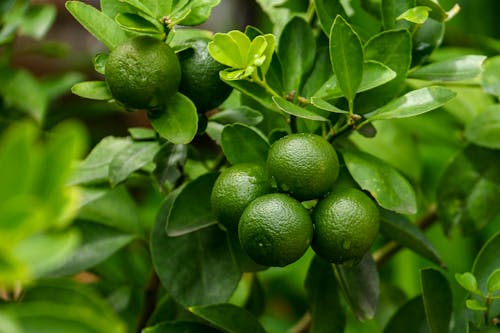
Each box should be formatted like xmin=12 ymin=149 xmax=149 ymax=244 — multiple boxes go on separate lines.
xmin=136 ymin=270 xmax=161 ymax=333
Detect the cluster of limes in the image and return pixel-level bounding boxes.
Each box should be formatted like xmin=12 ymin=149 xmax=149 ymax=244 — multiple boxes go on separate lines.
xmin=211 ymin=133 xmax=381 ymax=267
xmin=104 ymin=35 xmax=231 ymax=112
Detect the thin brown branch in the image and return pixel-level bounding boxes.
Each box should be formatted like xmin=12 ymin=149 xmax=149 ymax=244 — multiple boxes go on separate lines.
xmin=289 ymin=312 xmax=311 ymax=333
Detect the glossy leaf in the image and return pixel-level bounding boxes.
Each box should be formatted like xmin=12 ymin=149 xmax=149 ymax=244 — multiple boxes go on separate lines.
xmin=221 ymin=123 xmax=269 ymax=165
xmin=48 ymin=221 xmax=134 ymax=277
xmin=71 ymin=81 xmax=112 ymax=101
xmin=108 ymin=141 xmax=160 ymax=186
xmin=482 ymin=56 xmax=500 ymax=97
xmin=190 ymin=303 xmax=266 ymax=333
xmin=153 ymin=143 xmax=188 ymax=190
xmin=416 ymin=0 xmax=448 ymax=21
xmin=409 ymin=55 xmax=486 ymax=81
xmin=143 ymin=321 xmax=219 ymax=333
xmin=329 ymin=15 xmax=364 ymax=104
xmin=272 ymin=96 xmax=328 ymax=121
xmin=148 ymin=93 xmax=198 ymax=144
xmin=437 ymin=146 xmax=500 ymax=235
xmin=166 ymin=173 xmax=218 ymax=236
xmin=421 ymin=268 xmax=452 ymax=333
xmin=381 ymin=0 xmax=415 ymax=30
xmin=343 ymin=150 xmax=417 ymax=215
xmin=487 ymin=269 xmax=500 ymax=293
xmin=465 ymin=105 xmax=500 ymax=149
xmin=380 ymin=209 xmax=443 ymax=266
xmin=114 ymin=13 xmax=160 ymax=34
xmin=314 ymin=0 xmax=347 ymax=36
xmin=455 ymin=272 xmax=481 ymax=295
xmin=151 ymin=194 xmax=240 ymax=307
xmin=209 ymin=31 xmax=250 ymax=68
xmin=210 ymin=107 xmax=264 ymax=125
xmin=365 ymin=86 xmax=456 ymax=121
xmin=278 ymin=17 xmax=315 ymax=93
xmin=383 ymin=296 xmax=427 ymax=333
xmin=180 ymin=0 xmax=220 ymax=26
xmin=397 ymin=6 xmax=431 ymax=24
xmin=334 ymin=253 xmax=379 ymax=321
xmin=305 ymin=256 xmax=346 ymax=333
xmin=310 ymin=98 xmax=348 ymax=114
xmin=472 ymin=231 xmax=500 ymax=294
xmin=66 ymin=1 xmax=129 ymax=50
xmin=412 ymin=18 xmax=444 ymax=67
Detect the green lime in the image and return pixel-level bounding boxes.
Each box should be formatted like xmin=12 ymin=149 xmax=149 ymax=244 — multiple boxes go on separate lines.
xmin=105 ymin=36 xmax=181 ymax=110
xmin=312 ymin=187 xmax=380 ymax=264
xmin=238 ymin=193 xmax=313 ymax=267
xmin=211 ymin=163 xmax=272 ymax=231
xmin=267 ymin=133 xmax=339 ymax=201
xmin=178 ymin=38 xmax=232 ymax=111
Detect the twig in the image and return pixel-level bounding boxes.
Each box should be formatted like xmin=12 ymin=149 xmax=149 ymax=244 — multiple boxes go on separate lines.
xmin=136 ymin=270 xmax=161 ymax=333
xmin=289 ymin=312 xmax=312 ymax=333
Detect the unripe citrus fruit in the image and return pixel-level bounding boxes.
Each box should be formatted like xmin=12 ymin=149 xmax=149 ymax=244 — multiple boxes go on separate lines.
xmin=238 ymin=193 xmax=313 ymax=267
xmin=267 ymin=133 xmax=339 ymax=201
xmin=177 ymin=38 xmax=232 ymax=111
xmin=312 ymin=187 xmax=380 ymax=264
xmin=211 ymin=163 xmax=272 ymax=231
xmin=105 ymin=36 xmax=181 ymax=109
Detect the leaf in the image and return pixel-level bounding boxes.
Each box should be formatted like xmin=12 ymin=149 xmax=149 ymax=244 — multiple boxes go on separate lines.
xmin=143 ymin=321 xmax=219 ymax=333
xmin=305 ymin=256 xmax=346 ymax=332
xmin=421 ymin=268 xmax=453 ymax=333
xmin=466 ymin=299 xmax=487 ymax=312
xmin=153 ymin=143 xmax=188 ymax=190
xmin=465 ymin=105 xmax=500 ymax=149
xmin=180 ymin=0 xmax=220 ymax=26
xmin=437 ymin=146 xmax=500 ymax=235
xmin=329 ymin=15 xmax=364 ymax=104
xmin=482 ymin=56 xmax=500 ymax=97
xmin=487 ymin=269 xmax=500 ymax=294
xmin=48 ymin=221 xmax=134 ymax=277
xmin=278 ymin=17 xmax=315 ymax=93
xmin=314 ymin=0 xmax=347 ymax=36
xmin=209 ymin=31 xmax=250 ymax=68
xmin=411 ymin=18 xmax=445 ymax=67
xmin=151 ymin=194 xmax=241 ymax=307
xmin=455 ymin=272 xmax=481 ymax=295
xmin=221 ymin=124 xmax=269 ymax=165
xmin=19 ymin=4 xmax=56 ymax=40
xmin=65 ymin=1 xmax=129 ymax=50
xmin=416 ymin=0 xmax=448 ymax=22
xmin=381 ymin=0 xmax=416 ymax=30
xmin=310 ymin=98 xmax=348 ymax=114
xmin=128 ymin=127 xmax=156 ymax=140
xmin=114 ymin=13 xmax=160 ymax=34
xmin=210 ymin=107 xmax=263 ymax=125
xmin=334 ymin=253 xmax=379 ymax=321
xmin=148 ymin=93 xmax=198 ymax=144
xmin=272 ymin=96 xmax=328 ymax=121
xmin=397 ymin=6 xmax=431 ymax=24
xmin=343 ymin=150 xmax=417 ymax=215
xmin=379 ymin=209 xmax=443 ymax=266
xmin=189 ymin=303 xmax=266 ymax=333
xmin=409 ymin=55 xmax=486 ymax=81
xmin=365 ymin=86 xmax=456 ymax=121
xmin=166 ymin=173 xmax=218 ymax=237
xmin=472 ymin=231 xmax=500 ymax=294
xmin=109 ymin=141 xmax=161 ymax=186
xmin=221 ymin=79 xmax=275 ymax=110
xmin=383 ymin=296 xmax=428 ymax=333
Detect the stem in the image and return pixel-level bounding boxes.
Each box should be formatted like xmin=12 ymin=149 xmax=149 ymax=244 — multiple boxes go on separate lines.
xmin=289 ymin=312 xmax=312 ymax=333
xmin=136 ymin=270 xmax=161 ymax=333
xmin=251 ymin=72 xmax=281 ymax=98
xmin=305 ymin=1 xmax=316 ymax=24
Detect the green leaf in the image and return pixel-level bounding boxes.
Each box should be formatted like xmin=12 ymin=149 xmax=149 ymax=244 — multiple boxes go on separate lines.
xmin=114 ymin=13 xmax=161 ymax=34
xmin=314 ymin=0 xmax=347 ymax=36
xmin=222 ymin=79 xmax=275 ymax=110
xmin=482 ymin=56 xmax=500 ymax=97
xmin=329 ymin=15 xmax=364 ymax=104
xmin=179 ymin=0 xmax=220 ymax=26
xmin=397 ymin=6 xmax=431 ymax=24
xmin=343 ymin=150 xmax=417 ymax=215
xmin=472 ymin=231 xmax=500 ymax=294
xmin=65 ymin=1 xmax=129 ymax=50
xmin=409 ymin=55 xmax=486 ymax=81
xmin=334 ymin=253 xmax=379 ymax=321
xmin=209 ymin=31 xmax=250 ymax=68
xmin=465 ymin=299 xmax=487 ymax=312
xmin=381 ymin=0 xmax=415 ymax=30
xmin=128 ymin=127 xmax=156 ymax=140
xmin=465 ymin=105 xmax=500 ymax=149
xmin=151 ymin=194 xmax=241 ymax=307
xmin=365 ymin=87 xmax=456 ymax=121
xmin=310 ymin=98 xmax=348 ymax=114
xmin=421 ymin=268 xmax=453 ymax=333
xmin=487 ymin=269 xmax=500 ymax=294
xmin=305 ymin=256 xmax=346 ymax=333
xmin=189 ymin=303 xmax=266 ymax=333
xmin=109 ymin=141 xmax=161 ymax=186
xmin=210 ymin=107 xmax=263 ymax=125
xmin=48 ymin=221 xmax=134 ymax=277
xmin=416 ymin=0 xmax=448 ymax=22
xmin=153 ymin=143 xmax=188 ymax=189
xmin=148 ymin=93 xmax=198 ymax=144
xmin=166 ymin=173 xmax=218 ymax=236
xmin=221 ymin=123 xmax=269 ymax=165
xmin=455 ymin=272 xmax=481 ymax=295
xmin=19 ymin=4 xmax=56 ymax=40
xmin=383 ymin=296 xmax=427 ymax=333
xmin=71 ymin=81 xmax=112 ymax=101
xmin=272 ymin=96 xmax=328 ymax=121
xmin=437 ymin=146 xmax=500 ymax=235
xmin=411 ymin=18 xmax=444 ymax=67
xmin=278 ymin=17 xmax=315 ymax=93
xmin=143 ymin=321 xmax=219 ymax=333
xmin=380 ymin=209 xmax=443 ymax=266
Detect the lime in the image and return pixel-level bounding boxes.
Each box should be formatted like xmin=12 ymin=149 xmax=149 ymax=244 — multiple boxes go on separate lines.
xmin=312 ymin=187 xmax=380 ymax=264
xmin=211 ymin=163 xmax=272 ymax=231
xmin=267 ymin=133 xmax=339 ymax=201
xmin=105 ymin=36 xmax=181 ymax=110
xmin=178 ymin=38 xmax=232 ymax=111
xmin=238 ymin=193 xmax=313 ymax=267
